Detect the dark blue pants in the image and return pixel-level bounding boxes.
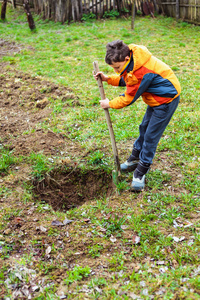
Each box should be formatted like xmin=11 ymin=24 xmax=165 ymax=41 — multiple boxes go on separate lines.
xmin=134 ymin=96 xmax=180 ymax=165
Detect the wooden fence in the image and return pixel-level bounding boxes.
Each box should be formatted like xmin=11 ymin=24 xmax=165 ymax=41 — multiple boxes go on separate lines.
xmin=160 ymin=0 xmax=200 ymax=25
xmin=32 ymin=0 xmax=137 ymax=22
xmin=2 ymin=0 xmax=199 ymax=25
xmin=1 ymin=0 xmax=137 ymax=22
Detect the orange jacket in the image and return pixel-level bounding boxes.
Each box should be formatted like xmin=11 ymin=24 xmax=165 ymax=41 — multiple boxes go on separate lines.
xmin=107 ymin=44 xmax=181 ymax=109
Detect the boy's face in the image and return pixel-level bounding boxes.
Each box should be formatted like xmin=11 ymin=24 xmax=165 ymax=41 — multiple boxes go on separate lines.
xmin=110 ymin=56 xmax=130 ymax=74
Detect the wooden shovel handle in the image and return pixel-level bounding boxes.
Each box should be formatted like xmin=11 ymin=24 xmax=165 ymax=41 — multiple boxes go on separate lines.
xmin=93 ymin=61 xmax=120 ymax=174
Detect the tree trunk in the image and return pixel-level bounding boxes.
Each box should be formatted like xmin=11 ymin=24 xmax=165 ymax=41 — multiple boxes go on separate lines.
xmin=23 ymin=0 xmax=36 ymax=30
xmin=1 ymin=0 xmax=7 ymax=20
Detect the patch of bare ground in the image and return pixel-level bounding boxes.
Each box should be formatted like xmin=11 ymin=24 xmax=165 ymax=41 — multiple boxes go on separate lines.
xmin=33 ymin=166 xmax=113 ymax=211
xmin=0 ymin=63 xmax=81 ymax=156
xmin=0 ymin=39 xmax=23 ymax=57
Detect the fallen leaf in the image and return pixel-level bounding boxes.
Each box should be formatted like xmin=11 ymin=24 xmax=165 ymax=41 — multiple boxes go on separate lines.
xmin=83 ymin=218 xmax=90 ymax=223
xmin=32 ymin=286 xmax=39 ymax=292
xmin=15 ymin=273 xmax=22 ymax=280
xmin=132 ymin=235 xmax=140 ymax=244
xmin=184 ymin=222 xmax=193 ymax=228
xmin=140 ymin=281 xmax=146 ymax=287
xmin=4 ymin=228 xmax=11 ymax=235
xmin=134 ymin=265 xmax=141 ymax=272
xmin=172 ymin=236 xmax=185 ymax=242
xmin=51 ymin=220 xmax=64 ymax=226
xmin=45 ymin=246 xmax=51 ymax=255
xmin=129 ymin=292 xmax=142 ymax=299
xmin=95 ymin=287 xmax=102 ymax=294
xmin=14 ymin=217 xmax=23 ymax=223
xmin=142 ymin=288 xmax=149 ymax=296
xmin=159 ymin=266 xmax=168 ymax=273
xmin=99 ymin=227 xmax=107 ymax=232
xmin=63 ymin=218 xmax=73 ymax=225
xmin=172 ymin=259 xmax=178 ymax=267
xmin=187 ymin=239 xmax=194 ymax=246
xmin=156 ymin=261 xmax=165 ymax=265
xmin=37 ymin=226 xmax=47 ymax=232
xmin=121 ymin=225 xmax=128 ymax=230
xmin=110 ymin=236 xmax=117 ymax=243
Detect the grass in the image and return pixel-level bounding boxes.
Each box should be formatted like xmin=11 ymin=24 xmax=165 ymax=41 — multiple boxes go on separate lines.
xmin=0 ymin=4 xmax=200 ymax=299
xmin=0 ymin=146 xmax=17 ymax=175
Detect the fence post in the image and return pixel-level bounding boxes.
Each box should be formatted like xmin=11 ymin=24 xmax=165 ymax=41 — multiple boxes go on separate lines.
xmin=131 ymin=0 xmax=136 ymax=30
xmin=176 ymin=0 xmax=180 ymax=21
xmin=116 ymin=0 xmax=121 ymax=15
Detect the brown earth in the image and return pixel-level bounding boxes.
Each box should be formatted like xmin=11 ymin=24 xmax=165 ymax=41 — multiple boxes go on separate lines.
xmin=0 ymin=54 xmax=114 ymax=210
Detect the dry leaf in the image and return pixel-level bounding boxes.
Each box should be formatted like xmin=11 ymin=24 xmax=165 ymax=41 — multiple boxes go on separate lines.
xmin=45 ymin=246 xmax=51 ymax=255
xmin=83 ymin=218 xmax=90 ymax=223
xmin=51 ymin=220 xmax=64 ymax=226
xmin=110 ymin=236 xmax=117 ymax=243
xmin=132 ymin=235 xmax=140 ymax=244
xmin=63 ymin=218 xmax=73 ymax=225
xmin=39 ymin=225 xmax=47 ymax=232
xmin=172 ymin=236 xmax=185 ymax=242
xmin=129 ymin=292 xmax=142 ymax=299
xmin=121 ymin=225 xmax=128 ymax=230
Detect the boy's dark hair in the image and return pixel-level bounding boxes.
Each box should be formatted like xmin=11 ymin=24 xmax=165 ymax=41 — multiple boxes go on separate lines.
xmin=105 ymin=40 xmax=130 ymax=65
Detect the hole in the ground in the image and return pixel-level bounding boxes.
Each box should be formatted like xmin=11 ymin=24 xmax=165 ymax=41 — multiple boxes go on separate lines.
xmin=33 ymin=167 xmax=113 ymax=211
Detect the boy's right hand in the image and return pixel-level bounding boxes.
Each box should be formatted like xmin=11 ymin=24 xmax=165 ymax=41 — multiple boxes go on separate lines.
xmin=93 ymin=71 xmax=108 ymax=82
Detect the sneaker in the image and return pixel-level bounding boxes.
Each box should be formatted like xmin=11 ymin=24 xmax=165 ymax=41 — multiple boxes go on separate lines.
xmin=120 ymin=154 xmax=139 ymax=173
xmin=130 ymin=161 xmax=150 ymax=192
xmin=131 ymin=174 xmax=145 ymax=191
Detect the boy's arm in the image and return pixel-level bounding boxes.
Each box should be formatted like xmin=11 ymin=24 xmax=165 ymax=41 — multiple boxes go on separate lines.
xmin=107 ymin=74 xmax=122 ymax=86
xmin=109 ymin=93 xmax=136 ymax=109
xmin=108 ymin=77 xmax=140 ymax=108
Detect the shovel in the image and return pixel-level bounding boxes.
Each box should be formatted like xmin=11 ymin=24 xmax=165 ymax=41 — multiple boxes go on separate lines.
xmin=93 ymin=61 xmax=121 ymax=186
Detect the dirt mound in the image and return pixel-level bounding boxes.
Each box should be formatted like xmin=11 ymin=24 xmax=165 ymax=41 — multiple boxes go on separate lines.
xmin=0 ymin=39 xmax=22 ymax=57
xmin=0 ymin=62 xmax=80 ymax=156
xmin=33 ymin=167 xmax=113 ymax=211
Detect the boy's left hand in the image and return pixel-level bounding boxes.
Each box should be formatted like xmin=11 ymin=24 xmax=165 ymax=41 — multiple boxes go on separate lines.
xmin=100 ymin=98 xmax=110 ymax=109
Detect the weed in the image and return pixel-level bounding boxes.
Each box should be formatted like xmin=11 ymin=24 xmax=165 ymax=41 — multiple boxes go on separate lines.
xmin=107 ymin=251 xmax=127 ymax=271
xmin=100 ymin=214 xmax=126 ymax=236
xmin=28 ymin=152 xmax=54 ymax=180
xmin=0 ymin=147 xmax=16 ymax=175
xmin=103 ymin=10 xmax=120 ymax=19
xmin=64 ymin=265 xmax=91 ymax=285
xmin=89 ymin=277 xmax=107 ymax=288
xmin=81 ymin=12 xmax=96 ymax=22
xmin=116 ymin=179 xmax=129 ymax=192
xmin=88 ymin=243 xmax=104 ymax=257
xmin=87 ymin=150 xmax=105 ymax=165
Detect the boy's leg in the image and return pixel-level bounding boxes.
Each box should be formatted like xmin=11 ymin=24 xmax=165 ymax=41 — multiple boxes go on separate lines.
xmin=131 ymin=96 xmax=180 ymax=191
xmin=121 ymin=106 xmax=153 ymax=172
xmin=134 ymin=105 xmax=153 ymax=152
xmin=139 ymin=96 xmax=180 ymax=165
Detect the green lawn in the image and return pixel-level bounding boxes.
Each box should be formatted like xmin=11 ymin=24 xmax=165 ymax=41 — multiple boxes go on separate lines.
xmin=0 ymin=5 xmax=200 ymax=299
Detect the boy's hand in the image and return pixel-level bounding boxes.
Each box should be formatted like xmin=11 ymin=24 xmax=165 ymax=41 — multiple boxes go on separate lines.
xmin=100 ymin=98 xmax=110 ymax=109
xmin=93 ymin=71 xmax=108 ymax=82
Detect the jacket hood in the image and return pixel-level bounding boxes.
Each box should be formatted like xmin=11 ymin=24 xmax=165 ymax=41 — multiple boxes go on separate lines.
xmin=128 ymin=44 xmax=152 ymax=71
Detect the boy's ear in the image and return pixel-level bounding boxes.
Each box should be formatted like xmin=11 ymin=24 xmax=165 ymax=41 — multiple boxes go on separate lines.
xmin=125 ymin=56 xmax=130 ymax=61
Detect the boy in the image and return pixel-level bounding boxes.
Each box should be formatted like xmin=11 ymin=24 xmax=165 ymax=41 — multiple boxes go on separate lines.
xmin=94 ymin=40 xmax=181 ymax=191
